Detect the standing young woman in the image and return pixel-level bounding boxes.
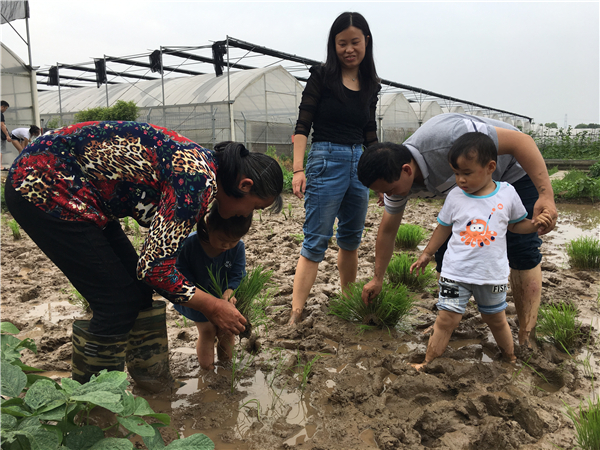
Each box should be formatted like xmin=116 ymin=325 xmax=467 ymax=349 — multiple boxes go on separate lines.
xmin=5 ymin=121 xmax=283 ymax=390
xmin=289 ymin=12 xmax=380 ymax=325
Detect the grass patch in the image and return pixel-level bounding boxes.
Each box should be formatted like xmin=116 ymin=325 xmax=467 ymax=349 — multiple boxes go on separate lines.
xmin=537 ymin=302 xmax=582 ymax=352
xmin=328 ymin=281 xmax=415 ymax=333
xmin=566 ymin=236 xmax=600 ymax=270
xmin=547 ymin=166 xmax=559 ymax=176
xmin=551 ymin=170 xmax=600 ymax=202
xmin=387 ymin=253 xmax=436 ymax=291
xmin=565 ymin=396 xmax=600 ymax=450
xmin=8 ymin=219 xmax=21 ymax=240
xmin=395 ymin=224 xmax=427 ymax=249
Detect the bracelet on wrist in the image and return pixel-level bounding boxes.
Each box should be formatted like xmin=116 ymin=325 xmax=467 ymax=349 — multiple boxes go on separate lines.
xmin=293 ymin=169 xmax=304 ymax=174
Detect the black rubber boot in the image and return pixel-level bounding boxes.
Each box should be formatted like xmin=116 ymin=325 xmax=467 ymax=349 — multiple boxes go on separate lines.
xmin=126 ymin=301 xmax=183 ymax=393
xmin=71 ymin=320 xmax=128 ymax=384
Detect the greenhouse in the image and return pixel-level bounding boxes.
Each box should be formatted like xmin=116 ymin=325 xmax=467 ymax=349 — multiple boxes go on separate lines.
xmin=410 ymin=101 xmax=443 ymax=125
xmin=377 ymin=93 xmax=420 ymax=143
xmin=38 ymin=65 xmax=303 ymax=153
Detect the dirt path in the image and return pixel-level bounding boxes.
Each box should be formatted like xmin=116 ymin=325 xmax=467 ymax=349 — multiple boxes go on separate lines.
xmin=1 ymin=194 xmax=599 ymax=449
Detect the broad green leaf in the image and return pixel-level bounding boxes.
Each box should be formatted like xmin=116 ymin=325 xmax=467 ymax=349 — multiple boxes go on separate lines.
xmin=1 ymin=335 xmax=24 ymax=362
xmin=116 ymin=415 xmax=155 ymax=437
xmin=1 ymin=397 xmax=24 ymax=407
xmin=164 ymin=433 xmax=214 ymax=450
xmin=63 ymin=425 xmax=104 ymax=450
xmin=1 ymin=322 xmax=20 ymax=334
xmin=120 ymin=391 xmax=136 ymax=417
xmin=17 ymin=361 xmax=44 ymax=373
xmin=1 ymin=405 xmax=32 ymax=418
xmin=91 ymin=370 xmax=129 ymax=390
xmin=16 ymin=337 xmax=38 ymax=354
xmin=37 ymin=404 xmax=69 ymax=421
xmin=1 ymin=413 xmax=17 ymax=430
xmin=88 ymin=437 xmax=134 ymax=450
xmin=133 ymin=396 xmax=156 ymax=416
xmin=60 ymin=378 xmax=81 ymax=395
xmin=24 ymin=379 xmax=66 ymax=411
xmin=143 ymin=413 xmax=171 ymax=425
xmin=141 ymin=424 xmax=166 ymax=450
xmin=14 ymin=416 xmax=61 ymax=450
xmin=1 ymin=360 xmax=27 ymax=398
xmin=69 ymin=391 xmax=124 ymax=413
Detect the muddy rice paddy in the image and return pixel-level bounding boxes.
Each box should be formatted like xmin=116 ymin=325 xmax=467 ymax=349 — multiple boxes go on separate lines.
xmin=1 ymin=189 xmax=599 ymax=449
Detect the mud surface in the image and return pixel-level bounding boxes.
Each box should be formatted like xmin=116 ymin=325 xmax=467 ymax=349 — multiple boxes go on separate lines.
xmin=1 ymin=193 xmax=599 ymax=450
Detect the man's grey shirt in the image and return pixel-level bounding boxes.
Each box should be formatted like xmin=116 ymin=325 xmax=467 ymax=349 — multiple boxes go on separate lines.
xmin=384 ymin=113 xmax=527 ymax=215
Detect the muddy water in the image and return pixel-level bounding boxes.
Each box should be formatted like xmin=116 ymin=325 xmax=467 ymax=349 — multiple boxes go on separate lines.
xmin=544 ymin=203 xmax=600 ymax=267
xmin=2 ymin=194 xmax=599 ymax=449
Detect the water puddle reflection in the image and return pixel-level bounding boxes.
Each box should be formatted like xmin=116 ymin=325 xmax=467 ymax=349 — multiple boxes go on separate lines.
xmin=24 ymin=301 xmax=84 ymax=324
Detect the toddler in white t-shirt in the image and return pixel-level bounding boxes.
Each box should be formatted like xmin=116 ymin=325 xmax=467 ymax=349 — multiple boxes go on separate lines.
xmin=410 ymin=132 xmax=552 ymax=370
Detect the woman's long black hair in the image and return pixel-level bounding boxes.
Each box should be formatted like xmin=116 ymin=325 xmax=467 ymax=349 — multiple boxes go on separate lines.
xmin=213 ymin=141 xmax=283 ymax=213
xmin=323 ymin=11 xmax=380 ymax=104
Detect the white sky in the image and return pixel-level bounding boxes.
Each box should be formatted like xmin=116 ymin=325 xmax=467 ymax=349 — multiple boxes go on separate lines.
xmin=2 ymin=1 xmax=598 ymax=127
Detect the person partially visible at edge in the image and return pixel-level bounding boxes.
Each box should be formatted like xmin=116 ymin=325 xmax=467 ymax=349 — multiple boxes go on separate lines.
xmin=5 ymin=121 xmax=283 ymax=390
xmin=1 ymin=100 xmax=12 ymax=168
xmin=288 ymin=11 xmax=381 ymax=326
xmin=357 ymin=113 xmax=558 ymax=348
xmin=10 ymin=125 xmax=41 ymax=153
xmin=174 ymin=205 xmax=252 ymax=370
xmin=409 ymin=132 xmax=553 ymax=370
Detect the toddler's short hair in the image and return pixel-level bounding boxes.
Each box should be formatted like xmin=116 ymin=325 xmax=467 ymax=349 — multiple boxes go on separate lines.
xmin=448 ymin=132 xmax=497 ymax=169
xmin=197 ymin=204 xmax=253 ymax=243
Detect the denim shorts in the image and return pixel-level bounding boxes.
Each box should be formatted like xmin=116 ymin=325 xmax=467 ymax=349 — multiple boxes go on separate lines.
xmin=301 ymin=142 xmax=369 ymax=263
xmin=173 ymin=302 xmax=209 ymax=323
xmin=437 ymin=277 xmax=508 ymax=315
xmin=435 ymin=174 xmax=542 ymax=272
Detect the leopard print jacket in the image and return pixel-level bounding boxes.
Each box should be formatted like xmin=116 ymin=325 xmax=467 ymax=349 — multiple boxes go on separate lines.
xmin=8 ymin=121 xmax=217 ymax=303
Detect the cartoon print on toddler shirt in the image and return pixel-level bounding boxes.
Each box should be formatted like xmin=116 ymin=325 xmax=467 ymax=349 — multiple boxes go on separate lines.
xmin=459 ymin=204 xmax=502 ymax=248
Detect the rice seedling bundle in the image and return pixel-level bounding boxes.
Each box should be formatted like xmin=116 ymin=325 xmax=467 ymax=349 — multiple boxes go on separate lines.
xmin=387 ymin=253 xmax=436 ymax=290
xmin=328 ymin=281 xmax=415 ymax=332
xmin=395 ymin=224 xmax=426 ymax=249
xmin=566 ymin=236 xmax=600 ymax=270
xmin=537 ymin=302 xmax=582 ymax=351
xmin=565 ymin=396 xmax=600 ymax=450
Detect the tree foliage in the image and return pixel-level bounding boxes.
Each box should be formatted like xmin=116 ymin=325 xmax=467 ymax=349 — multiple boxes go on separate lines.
xmin=544 ymin=122 xmax=558 ymax=129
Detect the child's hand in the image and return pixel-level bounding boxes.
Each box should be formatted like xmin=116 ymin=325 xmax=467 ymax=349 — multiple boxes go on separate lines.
xmin=223 ymin=289 xmax=237 ymax=305
xmin=410 ymin=253 xmax=432 ymax=276
xmin=533 ymin=211 xmax=553 ymax=233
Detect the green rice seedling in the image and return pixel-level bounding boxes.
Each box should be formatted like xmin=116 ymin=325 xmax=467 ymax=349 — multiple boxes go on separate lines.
xmin=239 ymin=399 xmax=261 ymax=421
xmin=122 ymin=216 xmax=131 ymax=232
xmin=230 ymin=346 xmax=257 ymax=393
xmin=1 ymin=182 xmax=9 ymax=213
xmin=395 ymin=223 xmax=427 ymax=249
xmin=328 ymin=281 xmax=415 ymax=333
xmin=235 ymin=265 xmax=273 ymax=318
xmin=68 ymin=285 xmax=90 ymax=312
xmin=386 ymin=253 xmax=436 ymax=291
xmin=564 ymin=396 xmax=600 ymax=450
xmin=8 ymin=219 xmax=22 ymax=240
xmin=537 ymin=302 xmax=582 ymax=352
xmin=567 ymin=236 xmax=600 ymax=270
xmin=296 ymin=351 xmax=321 ymax=392
xmin=290 ymin=233 xmax=304 ymax=244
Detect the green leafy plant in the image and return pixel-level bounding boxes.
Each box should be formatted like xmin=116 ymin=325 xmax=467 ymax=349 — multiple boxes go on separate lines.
xmin=552 ymin=170 xmax=600 ymax=202
xmin=328 ymin=281 xmax=415 ymax=333
xmin=0 ymin=322 xmax=214 ymax=450
xmin=547 ymin=166 xmax=559 ymax=176
xmin=566 ymin=236 xmax=600 ymax=270
xmin=589 ymin=161 xmax=600 ymax=179
xmin=395 ymin=224 xmax=427 ymax=249
xmin=386 ymin=253 xmax=436 ymax=291
xmin=8 ymin=219 xmax=21 ymax=240
xmin=536 ymin=303 xmax=582 ymax=352
xmin=74 ymin=100 xmax=139 ymax=123
xmin=532 ymin=126 xmax=600 ymax=160
xmin=1 ymin=182 xmax=9 ymax=213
